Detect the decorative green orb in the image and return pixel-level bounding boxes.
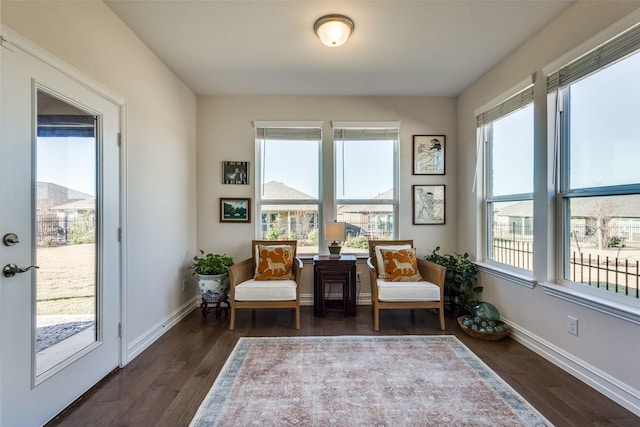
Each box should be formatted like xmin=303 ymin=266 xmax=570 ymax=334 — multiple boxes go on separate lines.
xmin=472 ymin=302 xmax=501 ymax=321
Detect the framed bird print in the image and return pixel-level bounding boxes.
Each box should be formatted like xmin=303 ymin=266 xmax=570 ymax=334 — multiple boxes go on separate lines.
xmin=413 ymin=185 xmax=445 ymax=225
xmin=413 ymin=135 xmax=445 ymax=175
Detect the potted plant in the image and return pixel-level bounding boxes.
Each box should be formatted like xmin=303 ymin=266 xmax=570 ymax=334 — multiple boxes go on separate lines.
xmin=190 ymin=250 xmax=234 ymax=303
xmin=425 ymin=247 xmax=482 ymax=317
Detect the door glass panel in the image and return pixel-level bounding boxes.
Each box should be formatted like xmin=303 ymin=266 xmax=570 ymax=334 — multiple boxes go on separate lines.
xmin=35 ymin=90 xmax=97 ymax=376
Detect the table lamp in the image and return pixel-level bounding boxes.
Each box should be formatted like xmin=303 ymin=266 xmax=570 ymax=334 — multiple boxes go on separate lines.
xmin=325 ymin=221 xmax=347 ymax=258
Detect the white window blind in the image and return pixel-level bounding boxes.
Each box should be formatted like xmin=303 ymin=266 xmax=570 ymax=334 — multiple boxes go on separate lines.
xmin=333 ymin=128 xmax=399 ymax=142
xmin=547 ymin=23 xmax=640 ymax=93
xmin=255 ymin=127 xmax=322 ymax=141
xmin=476 ymin=86 xmax=534 ymax=127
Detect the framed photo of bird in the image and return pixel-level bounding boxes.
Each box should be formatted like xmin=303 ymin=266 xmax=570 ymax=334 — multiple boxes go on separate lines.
xmin=223 ymin=161 xmax=249 ymax=184
xmin=412 ymin=135 xmax=445 ymax=175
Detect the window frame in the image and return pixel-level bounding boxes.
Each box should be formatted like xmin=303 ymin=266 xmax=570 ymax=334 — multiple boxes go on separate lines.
xmin=479 ymin=87 xmax=535 ymax=273
xmin=254 ymin=120 xmax=400 ymax=256
xmin=545 ymin=22 xmax=640 ymax=311
xmin=332 ymin=122 xmax=400 ymax=252
xmin=556 ymin=70 xmax=640 ymax=296
xmin=253 ymin=121 xmax=323 ymax=254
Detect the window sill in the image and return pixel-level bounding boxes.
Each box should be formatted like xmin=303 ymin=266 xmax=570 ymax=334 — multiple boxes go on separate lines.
xmin=476 ymin=262 xmax=536 ymax=289
xmin=476 ymin=262 xmax=640 ymax=325
xmin=540 ymin=282 xmax=640 ymax=326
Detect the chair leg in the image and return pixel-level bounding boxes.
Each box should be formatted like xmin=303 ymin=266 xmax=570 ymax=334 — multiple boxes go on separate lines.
xmin=374 ymin=306 xmax=380 ymax=332
xmin=229 ymin=305 xmax=236 ymax=331
xmin=295 ymin=306 xmax=300 ymax=330
xmin=439 ymin=308 xmax=445 ymax=331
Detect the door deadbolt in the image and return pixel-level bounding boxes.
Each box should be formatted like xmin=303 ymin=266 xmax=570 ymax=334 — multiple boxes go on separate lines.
xmin=2 ymin=264 xmax=39 ymax=278
xmin=3 ymin=233 xmax=19 ymax=246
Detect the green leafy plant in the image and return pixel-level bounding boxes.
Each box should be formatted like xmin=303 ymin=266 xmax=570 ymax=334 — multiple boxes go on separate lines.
xmin=425 ymin=247 xmax=482 ymax=317
xmin=189 ymin=250 xmax=234 ymax=276
xmin=343 ymin=235 xmax=368 ymax=249
xmin=70 ymin=212 xmax=96 ymax=244
xmin=608 ymin=236 xmax=625 ymax=248
xmin=266 ymin=222 xmax=285 ymax=240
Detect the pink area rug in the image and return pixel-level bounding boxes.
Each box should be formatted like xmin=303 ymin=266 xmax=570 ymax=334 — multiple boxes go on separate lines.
xmin=190 ymin=335 xmax=551 ymax=426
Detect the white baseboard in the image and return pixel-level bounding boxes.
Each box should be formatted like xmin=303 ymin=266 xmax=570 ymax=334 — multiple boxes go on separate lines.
xmin=505 ymin=318 xmax=640 ymax=417
xmin=126 ymin=296 xmax=199 ymax=362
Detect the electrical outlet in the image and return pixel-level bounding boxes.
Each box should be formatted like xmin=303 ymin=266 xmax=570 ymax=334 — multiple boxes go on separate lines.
xmin=356 ymin=271 xmax=361 ymax=282
xmin=567 ymin=315 xmax=578 ymax=336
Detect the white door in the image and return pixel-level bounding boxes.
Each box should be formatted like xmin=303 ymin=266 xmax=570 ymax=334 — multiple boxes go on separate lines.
xmin=1 ymin=35 xmax=121 ymax=425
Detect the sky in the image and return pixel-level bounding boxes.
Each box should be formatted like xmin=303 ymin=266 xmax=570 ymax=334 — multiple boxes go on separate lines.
xmin=37 ymin=137 xmax=96 ymax=196
xmin=490 ymin=51 xmax=640 ymax=199
xmin=490 ymin=105 xmax=534 ymax=196
xmin=262 ymin=137 xmax=395 ymax=200
xmin=569 ymin=53 xmax=640 ymax=189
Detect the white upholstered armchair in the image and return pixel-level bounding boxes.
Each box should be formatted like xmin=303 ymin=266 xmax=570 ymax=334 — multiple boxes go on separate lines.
xmin=367 ymin=240 xmax=446 ymax=332
xmin=228 ymin=240 xmax=302 ymax=330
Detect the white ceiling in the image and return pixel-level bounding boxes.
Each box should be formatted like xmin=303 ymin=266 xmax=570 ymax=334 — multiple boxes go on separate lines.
xmin=105 ymin=0 xmax=575 ymax=97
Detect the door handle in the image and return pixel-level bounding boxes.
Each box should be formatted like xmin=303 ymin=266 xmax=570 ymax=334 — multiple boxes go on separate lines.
xmin=2 ymin=264 xmax=39 ymax=278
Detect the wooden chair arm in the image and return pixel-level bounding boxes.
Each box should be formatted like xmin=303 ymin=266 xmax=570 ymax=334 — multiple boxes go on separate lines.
xmin=292 ymin=257 xmax=303 ymax=299
xmin=367 ymin=257 xmax=380 ymax=301
xmin=229 ymin=257 xmax=254 ymax=287
xmin=366 ymin=257 xmax=377 ymax=277
xmin=292 ymin=257 xmax=303 ymax=283
xmin=417 ymin=259 xmax=446 ymax=288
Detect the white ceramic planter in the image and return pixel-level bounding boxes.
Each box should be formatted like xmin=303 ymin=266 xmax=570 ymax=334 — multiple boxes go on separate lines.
xmin=198 ymin=273 xmax=229 ymax=303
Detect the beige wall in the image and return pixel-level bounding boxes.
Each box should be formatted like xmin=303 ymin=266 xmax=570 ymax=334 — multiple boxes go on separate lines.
xmin=197 ymin=95 xmax=456 ymax=298
xmin=457 ymin=1 xmax=640 ymax=414
xmin=3 ymin=0 xmax=639 ymax=417
xmin=2 ymin=1 xmax=198 ymax=359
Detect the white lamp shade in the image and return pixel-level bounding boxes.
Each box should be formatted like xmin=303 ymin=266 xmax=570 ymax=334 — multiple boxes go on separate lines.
xmin=325 ymin=221 xmax=347 ymax=242
xmin=314 ymin=15 xmax=354 ymax=47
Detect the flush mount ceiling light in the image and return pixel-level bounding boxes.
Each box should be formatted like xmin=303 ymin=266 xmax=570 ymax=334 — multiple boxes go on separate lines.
xmin=314 ymin=14 xmax=354 ymax=47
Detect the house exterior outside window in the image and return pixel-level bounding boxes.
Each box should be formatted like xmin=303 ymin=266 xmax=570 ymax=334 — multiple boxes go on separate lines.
xmin=254 ymin=123 xmax=322 ymax=255
xmin=333 ymin=122 xmax=399 ymax=254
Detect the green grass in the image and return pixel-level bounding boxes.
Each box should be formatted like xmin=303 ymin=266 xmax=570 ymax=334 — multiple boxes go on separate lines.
xmin=36 ymin=244 xmax=95 ymax=316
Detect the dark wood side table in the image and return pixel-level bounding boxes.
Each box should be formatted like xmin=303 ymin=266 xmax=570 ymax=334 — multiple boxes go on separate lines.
xmin=313 ymin=255 xmax=357 ymax=317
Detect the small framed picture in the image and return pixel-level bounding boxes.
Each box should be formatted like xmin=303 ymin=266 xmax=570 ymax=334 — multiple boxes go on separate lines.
xmin=220 ymin=198 xmax=251 ymax=223
xmin=413 ymin=185 xmax=445 ymax=225
xmin=223 ymin=161 xmax=249 ymax=184
xmin=413 ymin=135 xmax=445 ymax=175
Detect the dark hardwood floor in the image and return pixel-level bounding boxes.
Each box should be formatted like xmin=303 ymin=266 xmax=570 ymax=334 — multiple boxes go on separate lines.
xmin=48 ymin=306 xmax=639 ymax=427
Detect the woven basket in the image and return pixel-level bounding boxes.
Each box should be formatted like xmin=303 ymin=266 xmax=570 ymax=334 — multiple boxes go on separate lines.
xmin=457 ymin=315 xmax=510 ymax=341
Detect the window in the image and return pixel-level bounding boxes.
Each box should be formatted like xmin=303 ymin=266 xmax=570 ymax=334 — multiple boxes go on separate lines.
xmin=333 ymin=124 xmax=399 ymax=254
xmin=478 ymin=87 xmax=534 ymax=271
xmin=255 ymin=124 xmax=321 ymax=255
xmin=255 ymin=122 xmax=398 ymax=256
xmin=551 ymin=27 xmax=640 ymax=301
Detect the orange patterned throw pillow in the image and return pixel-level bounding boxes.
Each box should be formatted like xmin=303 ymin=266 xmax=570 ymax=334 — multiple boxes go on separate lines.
xmin=379 ymin=248 xmax=423 ymax=282
xmin=254 ymin=245 xmax=294 ymax=280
